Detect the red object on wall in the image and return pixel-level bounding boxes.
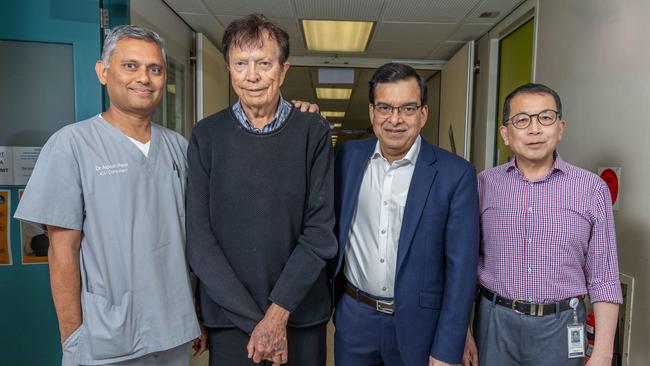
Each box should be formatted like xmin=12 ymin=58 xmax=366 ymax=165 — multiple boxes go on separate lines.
xmin=599 ymin=168 xmax=619 ymax=204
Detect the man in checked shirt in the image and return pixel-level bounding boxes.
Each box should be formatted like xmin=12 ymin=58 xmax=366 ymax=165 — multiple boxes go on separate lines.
xmin=462 ymin=83 xmax=622 ymax=366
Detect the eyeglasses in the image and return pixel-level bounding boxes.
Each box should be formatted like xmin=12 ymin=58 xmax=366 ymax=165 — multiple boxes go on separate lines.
xmin=504 ymin=109 xmax=560 ymax=129
xmin=372 ymin=103 xmax=422 ymax=117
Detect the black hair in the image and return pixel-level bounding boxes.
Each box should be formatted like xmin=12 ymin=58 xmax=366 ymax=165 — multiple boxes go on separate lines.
xmin=502 ymin=83 xmax=562 ymax=123
xmin=369 ymin=62 xmax=427 ymax=105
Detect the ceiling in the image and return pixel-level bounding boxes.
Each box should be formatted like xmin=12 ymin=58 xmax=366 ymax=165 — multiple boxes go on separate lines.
xmin=164 ymin=0 xmax=525 ymax=143
xmin=165 ymin=0 xmax=525 ymax=62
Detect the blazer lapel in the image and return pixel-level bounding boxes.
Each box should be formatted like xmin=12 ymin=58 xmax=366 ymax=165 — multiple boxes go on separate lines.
xmin=396 ymin=141 xmax=438 ymax=273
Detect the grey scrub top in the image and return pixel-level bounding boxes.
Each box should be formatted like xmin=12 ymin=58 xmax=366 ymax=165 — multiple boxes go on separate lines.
xmin=15 ymin=115 xmax=200 ymax=364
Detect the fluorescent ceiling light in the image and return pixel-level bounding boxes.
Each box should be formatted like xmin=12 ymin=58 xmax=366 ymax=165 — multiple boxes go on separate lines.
xmin=302 ymin=20 xmax=374 ymax=52
xmin=322 ymin=111 xmax=345 ymax=118
xmin=316 ymin=88 xmax=352 ymax=100
xmin=333 ymin=123 xmax=343 ymax=128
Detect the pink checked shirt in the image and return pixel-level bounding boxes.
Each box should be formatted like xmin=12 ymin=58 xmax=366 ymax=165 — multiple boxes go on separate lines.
xmin=477 ymin=155 xmax=623 ymax=304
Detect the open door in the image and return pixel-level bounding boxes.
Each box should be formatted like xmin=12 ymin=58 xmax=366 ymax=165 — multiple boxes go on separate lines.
xmin=0 ymin=1 xmax=121 ymax=364
xmin=438 ymin=41 xmax=475 ymax=160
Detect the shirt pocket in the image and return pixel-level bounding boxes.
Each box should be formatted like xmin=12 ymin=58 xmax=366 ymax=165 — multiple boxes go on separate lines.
xmin=81 ymin=290 xmax=143 ymax=360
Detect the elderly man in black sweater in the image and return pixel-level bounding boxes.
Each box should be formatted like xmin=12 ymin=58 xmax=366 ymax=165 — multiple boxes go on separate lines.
xmin=186 ymin=14 xmax=337 ymax=366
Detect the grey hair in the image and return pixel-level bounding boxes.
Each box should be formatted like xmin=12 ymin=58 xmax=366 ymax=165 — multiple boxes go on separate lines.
xmin=101 ymin=25 xmax=166 ymax=67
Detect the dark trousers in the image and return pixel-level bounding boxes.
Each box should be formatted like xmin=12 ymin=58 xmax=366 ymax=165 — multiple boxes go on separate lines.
xmin=474 ymin=294 xmax=587 ymax=366
xmin=334 ymin=293 xmax=405 ymax=366
xmin=207 ymin=324 xmax=326 ymax=366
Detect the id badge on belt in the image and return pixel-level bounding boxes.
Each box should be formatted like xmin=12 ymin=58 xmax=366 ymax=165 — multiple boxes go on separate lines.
xmin=567 ymin=298 xmax=585 ymax=358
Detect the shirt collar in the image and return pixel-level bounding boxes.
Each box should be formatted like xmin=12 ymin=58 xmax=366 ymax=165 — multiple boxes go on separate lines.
xmin=372 ymin=135 xmax=421 ymax=166
xmin=232 ymin=95 xmax=291 ymax=132
xmin=505 ymin=151 xmax=568 ymax=178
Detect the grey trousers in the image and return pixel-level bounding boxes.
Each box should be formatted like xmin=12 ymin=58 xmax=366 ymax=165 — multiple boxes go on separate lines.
xmin=62 ymin=342 xmax=191 ymax=366
xmin=474 ymin=295 xmax=587 ymax=366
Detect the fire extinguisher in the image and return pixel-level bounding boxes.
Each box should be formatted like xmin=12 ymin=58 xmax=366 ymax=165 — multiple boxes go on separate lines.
xmin=585 ymin=311 xmax=595 ymax=360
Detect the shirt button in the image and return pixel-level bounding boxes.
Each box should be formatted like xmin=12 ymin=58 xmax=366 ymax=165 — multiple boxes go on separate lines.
xmin=528 ymin=297 xmax=533 ymax=302
xmin=527 ymin=267 xmax=532 ymax=273
xmin=528 ymin=207 xmax=533 ymax=212
xmin=380 ymin=258 xmax=385 ymax=263
xmin=527 ymin=238 xmax=532 ymax=244
xmin=383 ymin=201 xmax=388 ymax=206
xmin=381 ymin=229 xmax=386 ymax=234
xmin=382 ymin=286 xmax=387 ymax=291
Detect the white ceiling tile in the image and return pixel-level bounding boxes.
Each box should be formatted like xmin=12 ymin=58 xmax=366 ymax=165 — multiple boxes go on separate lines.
xmin=447 ymin=23 xmax=492 ymax=42
xmin=367 ymin=40 xmax=438 ymax=58
xmin=374 ymin=22 xmax=456 ymax=42
xmin=203 ymin=0 xmax=294 ymax=18
xmin=382 ymin=0 xmax=483 ymax=22
xmin=164 ymin=0 xmax=209 ymax=14
xmin=176 ymin=12 xmax=224 ymax=47
xmin=466 ymin=0 xmax=525 ymax=23
xmin=294 ymin=0 xmax=384 ymax=20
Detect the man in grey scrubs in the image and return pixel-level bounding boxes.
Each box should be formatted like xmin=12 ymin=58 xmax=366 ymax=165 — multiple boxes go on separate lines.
xmin=14 ymin=25 xmax=203 ymax=365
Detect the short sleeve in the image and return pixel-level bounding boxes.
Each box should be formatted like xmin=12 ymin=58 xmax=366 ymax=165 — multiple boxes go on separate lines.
xmin=14 ymin=129 xmax=84 ymax=230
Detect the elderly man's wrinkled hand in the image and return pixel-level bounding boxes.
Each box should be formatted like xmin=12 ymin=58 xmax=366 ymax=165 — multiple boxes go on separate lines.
xmin=247 ymin=303 xmax=290 ymax=364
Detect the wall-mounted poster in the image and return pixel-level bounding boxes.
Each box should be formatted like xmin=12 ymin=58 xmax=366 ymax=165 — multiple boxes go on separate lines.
xmin=0 ymin=190 xmax=11 ymax=265
xmin=19 ymin=190 xmax=48 ymax=264
xmin=0 ymin=147 xmax=13 ymax=185
xmin=0 ymin=146 xmax=41 ymax=185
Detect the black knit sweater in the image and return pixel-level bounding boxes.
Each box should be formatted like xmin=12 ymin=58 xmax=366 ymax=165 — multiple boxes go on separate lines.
xmin=186 ymin=106 xmax=337 ymax=333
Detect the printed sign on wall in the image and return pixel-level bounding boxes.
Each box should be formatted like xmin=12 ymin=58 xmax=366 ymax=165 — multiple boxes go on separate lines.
xmin=0 ymin=146 xmax=41 ymax=185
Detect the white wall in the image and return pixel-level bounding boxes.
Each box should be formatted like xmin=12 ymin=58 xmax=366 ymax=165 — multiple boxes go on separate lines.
xmin=422 ymin=72 xmax=441 ymax=145
xmin=197 ymin=33 xmax=229 ymax=119
xmin=536 ymin=1 xmax=650 ymax=364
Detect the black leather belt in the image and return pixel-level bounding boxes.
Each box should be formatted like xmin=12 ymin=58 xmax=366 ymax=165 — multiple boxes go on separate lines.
xmin=479 ymin=286 xmax=583 ymax=317
xmin=344 ymin=282 xmax=394 ymax=315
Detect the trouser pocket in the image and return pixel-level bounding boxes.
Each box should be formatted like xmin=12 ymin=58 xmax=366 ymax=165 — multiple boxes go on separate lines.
xmin=82 ymin=291 xmax=141 ymax=360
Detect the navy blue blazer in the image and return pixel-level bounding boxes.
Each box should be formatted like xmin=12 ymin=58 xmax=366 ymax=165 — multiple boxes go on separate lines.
xmin=332 ymin=137 xmax=480 ymax=365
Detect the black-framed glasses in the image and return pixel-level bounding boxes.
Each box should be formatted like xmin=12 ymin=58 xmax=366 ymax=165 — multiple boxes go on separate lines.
xmin=372 ymin=103 xmax=422 ymax=117
xmin=504 ymin=109 xmax=560 ymax=129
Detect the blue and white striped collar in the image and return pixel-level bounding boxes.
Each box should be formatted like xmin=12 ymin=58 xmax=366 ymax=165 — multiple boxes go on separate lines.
xmin=232 ymin=96 xmax=293 ymax=134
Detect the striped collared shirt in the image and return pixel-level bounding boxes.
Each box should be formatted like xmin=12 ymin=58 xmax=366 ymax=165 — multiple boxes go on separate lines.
xmin=477 ymin=154 xmax=623 ymax=304
xmin=232 ymin=97 xmax=293 ymax=133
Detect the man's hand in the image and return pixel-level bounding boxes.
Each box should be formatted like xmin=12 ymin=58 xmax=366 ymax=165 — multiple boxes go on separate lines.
xmin=462 ymin=328 xmax=479 ymax=366
xmin=247 ymin=303 xmax=290 ymax=364
xmin=429 ymin=356 xmax=456 ymax=366
xmin=585 ymin=354 xmax=613 ymax=366
xmin=192 ymin=322 xmax=208 ymax=357
xmin=291 ymin=100 xmax=320 ymax=113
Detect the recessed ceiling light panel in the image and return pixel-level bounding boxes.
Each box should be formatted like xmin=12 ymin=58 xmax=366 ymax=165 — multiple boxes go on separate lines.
xmin=302 ymin=19 xmax=374 ymax=52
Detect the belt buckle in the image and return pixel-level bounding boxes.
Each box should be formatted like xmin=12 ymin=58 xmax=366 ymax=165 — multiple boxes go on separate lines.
xmin=511 ymin=299 xmax=543 ymax=316
xmin=511 ymin=299 xmax=525 ymax=315
xmin=376 ymin=300 xmax=394 ymax=315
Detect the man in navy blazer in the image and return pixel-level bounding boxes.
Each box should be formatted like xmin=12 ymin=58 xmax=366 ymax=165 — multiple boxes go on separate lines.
xmin=332 ymin=63 xmax=480 ymax=366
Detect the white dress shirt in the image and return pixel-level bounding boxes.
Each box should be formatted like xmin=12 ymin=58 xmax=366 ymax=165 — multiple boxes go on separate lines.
xmin=344 ymin=136 xmax=421 ymax=297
